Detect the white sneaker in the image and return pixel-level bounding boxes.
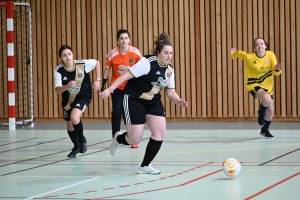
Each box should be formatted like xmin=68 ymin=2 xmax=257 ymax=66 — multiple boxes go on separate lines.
xmin=138 ymin=164 xmax=161 ymax=174
xmin=109 ymin=131 xmax=122 ymax=156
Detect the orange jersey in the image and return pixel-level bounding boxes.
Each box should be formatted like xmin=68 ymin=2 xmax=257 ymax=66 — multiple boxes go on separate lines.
xmin=105 ymin=46 xmax=142 ymax=90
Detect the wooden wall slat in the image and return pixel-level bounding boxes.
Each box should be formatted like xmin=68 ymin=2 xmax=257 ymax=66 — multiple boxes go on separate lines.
xmin=296 ymin=0 xmax=300 ymax=117
xmin=46 ymin=0 xmax=53 ymax=118
xmin=1 ymin=0 xmax=300 ymax=122
xmin=216 ymin=0 xmax=222 ymax=118
xmin=199 ymin=0 xmax=206 ymax=118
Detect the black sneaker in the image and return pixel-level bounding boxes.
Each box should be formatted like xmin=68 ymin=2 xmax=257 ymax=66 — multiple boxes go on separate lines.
xmin=260 ymin=129 xmax=274 ymax=138
xmin=67 ymin=148 xmax=80 ymax=158
xmin=257 ymin=110 xmax=265 ymax=126
xmin=80 ymin=136 xmax=87 ymax=153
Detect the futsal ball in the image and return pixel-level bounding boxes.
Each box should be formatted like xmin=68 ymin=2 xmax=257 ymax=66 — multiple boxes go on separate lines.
xmin=222 ymin=158 xmax=241 ymax=177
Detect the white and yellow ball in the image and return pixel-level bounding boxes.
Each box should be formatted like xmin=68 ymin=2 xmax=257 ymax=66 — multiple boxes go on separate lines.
xmin=222 ymin=158 xmax=241 ymax=177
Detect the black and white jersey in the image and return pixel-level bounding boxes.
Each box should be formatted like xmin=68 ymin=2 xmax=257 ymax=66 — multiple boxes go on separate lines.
xmin=124 ymin=55 xmax=175 ymax=101
xmin=54 ymin=59 xmax=97 ymax=107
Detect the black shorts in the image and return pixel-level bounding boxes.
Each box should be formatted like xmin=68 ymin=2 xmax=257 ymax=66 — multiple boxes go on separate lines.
xmin=122 ymin=94 xmax=165 ymax=125
xmin=63 ymin=101 xmax=88 ymax=121
xmin=249 ymin=86 xmax=273 ymax=99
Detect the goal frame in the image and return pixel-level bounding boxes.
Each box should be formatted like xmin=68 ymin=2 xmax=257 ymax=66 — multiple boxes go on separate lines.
xmin=0 ymin=1 xmax=33 ymax=130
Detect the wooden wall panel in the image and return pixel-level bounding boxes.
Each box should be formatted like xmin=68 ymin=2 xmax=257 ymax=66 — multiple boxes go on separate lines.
xmin=1 ymin=0 xmax=300 ymax=122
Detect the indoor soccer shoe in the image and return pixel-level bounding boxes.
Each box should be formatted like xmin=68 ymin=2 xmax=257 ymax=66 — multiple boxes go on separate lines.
xmin=260 ymin=129 xmax=274 ymax=138
xmin=67 ymin=148 xmax=80 ymax=158
xmin=257 ymin=110 xmax=265 ymax=126
xmin=138 ymin=164 xmax=161 ymax=174
xmin=109 ymin=131 xmax=122 ymax=156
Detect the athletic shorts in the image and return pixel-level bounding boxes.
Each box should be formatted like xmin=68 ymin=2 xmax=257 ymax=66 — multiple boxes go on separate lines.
xmin=249 ymin=86 xmax=273 ymax=99
xmin=122 ymin=94 xmax=165 ymax=125
xmin=63 ymin=101 xmax=87 ymax=121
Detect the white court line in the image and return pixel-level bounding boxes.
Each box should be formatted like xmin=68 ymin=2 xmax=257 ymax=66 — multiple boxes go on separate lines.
xmin=23 ymin=176 xmax=100 ymax=200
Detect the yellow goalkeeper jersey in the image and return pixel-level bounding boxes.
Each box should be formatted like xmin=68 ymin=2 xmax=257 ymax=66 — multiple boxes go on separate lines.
xmin=231 ymin=50 xmax=281 ymax=95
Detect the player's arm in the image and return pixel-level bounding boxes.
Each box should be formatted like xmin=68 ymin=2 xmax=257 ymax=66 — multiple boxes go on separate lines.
xmin=101 ymin=67 xmax=111 ymax=91
xmin=230 ymin=48 xmax=248 ymax=60
xmin=270 ymin=52 xmax=282 ymax=76
xmin=166 ymin=89 xmax=188 ymax=107
xmin=99 ymin=71 xmax=133 ymax=99
xmin=54 ymin=70 xmax=74 ymax=94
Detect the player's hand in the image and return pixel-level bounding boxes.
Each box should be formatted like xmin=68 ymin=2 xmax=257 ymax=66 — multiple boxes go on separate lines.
xmin=179 ymin=99 xmax=188 ymax=108
xmin=67 ymin=80 xmax=76 ymax=88
xmin=230 ymin=48 xmax=237 ymax=54
xmin=99 ymin=88 xmax=112 ymax=99
xmin=92 ymin=80 xmax=101 ymax=91
xmin=275 ymin=63 xmax=282 ymax=71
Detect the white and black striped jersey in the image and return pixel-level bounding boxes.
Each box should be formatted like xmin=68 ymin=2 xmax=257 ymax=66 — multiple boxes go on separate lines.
xmin=54 ymin=59 xmax=97 ymax=107
xmin=124 ymin=55 xmax=175 ymax=101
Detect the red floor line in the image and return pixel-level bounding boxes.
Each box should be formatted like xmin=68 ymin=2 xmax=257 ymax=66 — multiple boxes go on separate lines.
xmin=97 ymin=169 xmax=222 ymax=199
xmin=244 ymin=171 xmax=300 ymax=200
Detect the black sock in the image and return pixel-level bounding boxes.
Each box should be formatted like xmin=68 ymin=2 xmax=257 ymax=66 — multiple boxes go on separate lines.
xmin=141 ymin=138 xmax=163 ymax=167
xmin=67 ymin=130 xmax=79 ymax=149
xmin=259 ymin=104 xmax=268 ymax=115
xmin=73 ymin=121 xmax=84 ymax=142
xmin=116 ymin=132 xmax=129 ymax=145
xmin=262 ymin=120 xmax=271 ymax=132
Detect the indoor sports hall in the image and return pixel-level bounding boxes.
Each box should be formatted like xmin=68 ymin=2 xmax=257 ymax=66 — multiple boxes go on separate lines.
xmin=1 ymin=0 xmax=300 ymax=199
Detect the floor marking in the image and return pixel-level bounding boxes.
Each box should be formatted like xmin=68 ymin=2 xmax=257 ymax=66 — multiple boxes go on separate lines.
xmin=46 ymin=162 xmax=214 ymax=199
xmin=271 ymin=169 xmax=283 ymax=171
xmin=0 ymin=138 xmax=66 ymax=154
xmin=98 ymin=169 xmax=222 ymax=199
xmin=22 ymin=177 xmax=100 ymax=200
xmin=259 ymin=147 xmax=300 ymax=166
xmin=244 ymin=172 xmax=300 ymax=200
xmin=0 ymin=137 xmax=38 ymax=146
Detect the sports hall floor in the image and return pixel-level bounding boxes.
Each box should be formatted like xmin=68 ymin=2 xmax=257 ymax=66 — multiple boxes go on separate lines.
xmin=0 ymin=122 xmax=299 ymax=200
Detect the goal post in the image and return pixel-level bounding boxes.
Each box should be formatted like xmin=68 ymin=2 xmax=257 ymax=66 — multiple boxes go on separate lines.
xmin=0 ymin=1 xmax=33 ymax=130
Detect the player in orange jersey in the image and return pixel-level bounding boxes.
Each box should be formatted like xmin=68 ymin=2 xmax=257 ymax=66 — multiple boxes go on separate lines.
xmin=101 ymin=29 xmax=142 ymax=148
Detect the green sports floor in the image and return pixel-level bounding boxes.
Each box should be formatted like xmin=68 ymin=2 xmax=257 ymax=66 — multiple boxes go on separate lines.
xmin=0 ymin=122 xmax=299 ymax=200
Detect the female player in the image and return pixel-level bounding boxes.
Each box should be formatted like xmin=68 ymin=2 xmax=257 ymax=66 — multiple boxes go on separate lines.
xmin=101 ymin=29 xmax=142 ymax=148
xmin=54 ymin=45 xmax=101 ymax=157
xmin=100 ymin=33 xmax=188 ymax=174
xmin=231 ymin=38 xmax=282 ymax=138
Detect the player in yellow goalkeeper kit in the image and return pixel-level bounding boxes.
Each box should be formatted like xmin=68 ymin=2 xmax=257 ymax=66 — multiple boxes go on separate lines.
xmin=231 ymin=37 xmax=282 ymax=138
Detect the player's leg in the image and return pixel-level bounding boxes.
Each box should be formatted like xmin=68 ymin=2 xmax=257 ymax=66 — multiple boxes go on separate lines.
xmin=111 ymin=88 xmax=123 ymax=138
xmin=70 ymin=105 xmax=87 ymax=153
xmin=64 ymin=109 xmax=80 ymax=158
xmin=137 ymin=114 xmax=165 ymax=174
xmin=255 ymin=89 xmax=272 ymax=126
xmin=138 ymin=100 xmax=166 ymax=174
xmin=109 ymin=94 xmax=145 ymax=155
xmin=260 ymin=100 xmax=274 ymax=138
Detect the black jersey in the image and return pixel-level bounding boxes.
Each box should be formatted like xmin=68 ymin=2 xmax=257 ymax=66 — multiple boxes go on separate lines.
xmin=124 ymin=55 xmax=175 ymax=101
xmin=54 ymin=59 xmax=97 ymax=108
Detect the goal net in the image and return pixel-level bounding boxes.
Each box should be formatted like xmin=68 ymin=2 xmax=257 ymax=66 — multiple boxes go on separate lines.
xmin=0 ymin=2 xmax=33 ymax=129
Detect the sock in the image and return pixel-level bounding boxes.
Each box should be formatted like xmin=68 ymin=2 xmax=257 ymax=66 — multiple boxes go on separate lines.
xmin=141 ymin=138 xmax=163 ymax=167
xmin=117 ymin=132 xmax=129 ymax=145
xmin=73 ymin=121 xmax=84 ymax=142
xmin=67 ymin=130 xmax=79 ymax=149
xmin=261 ymin=120 xmax=271 ymax=132
xmin=259 ymin=103 xmax=268 ymax=115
